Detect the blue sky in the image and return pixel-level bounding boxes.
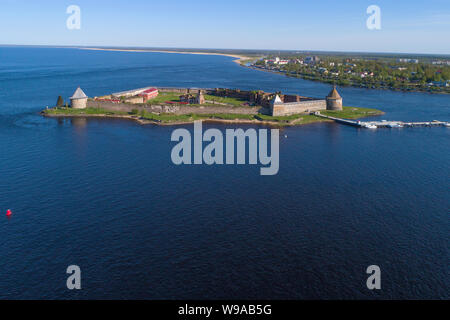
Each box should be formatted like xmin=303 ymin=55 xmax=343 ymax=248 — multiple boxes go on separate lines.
xmin=1 ymin=0 xmax=449 ymax=54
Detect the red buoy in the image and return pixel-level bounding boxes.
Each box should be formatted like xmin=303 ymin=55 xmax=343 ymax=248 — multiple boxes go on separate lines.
xmin=6 ymin=209 xmax=12 ymax=217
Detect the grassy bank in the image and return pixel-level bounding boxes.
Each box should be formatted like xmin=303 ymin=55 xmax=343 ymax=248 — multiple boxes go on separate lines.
xmin=44 ymin=107 xmax=129 ymax=116
xmin=42 ymin=106 xmax=383 ymax=126
xmin=142 ymin=91 xmax=255 ymax=107
xmin=321 ymin=106 xmax=384 ymax=119
xmin=203 ymin=94 xmax=251 ymax=107
xmin=145 ymin=92 xmax=183 ymax=104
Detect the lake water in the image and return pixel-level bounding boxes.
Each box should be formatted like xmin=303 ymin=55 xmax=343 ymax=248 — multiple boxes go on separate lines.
xmin=0 ymin=47 xmax=448 ymax=299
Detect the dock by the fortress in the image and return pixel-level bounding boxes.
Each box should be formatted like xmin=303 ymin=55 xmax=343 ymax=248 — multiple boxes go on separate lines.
xmin=314 ymin=112 xmax=450 ymax=129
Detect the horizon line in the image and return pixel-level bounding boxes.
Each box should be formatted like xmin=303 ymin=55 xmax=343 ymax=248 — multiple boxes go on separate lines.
xmin=1 ymin=43 xmax=449 ymax=57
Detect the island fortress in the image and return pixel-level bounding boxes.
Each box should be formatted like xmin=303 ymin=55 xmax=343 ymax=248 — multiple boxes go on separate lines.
xmin=69 ymin=86 xmax=343 ymax=116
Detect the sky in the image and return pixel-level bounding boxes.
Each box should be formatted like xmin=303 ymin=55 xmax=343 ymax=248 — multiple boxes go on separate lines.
xmin=0 ymin=0 xmax=449 ymax=54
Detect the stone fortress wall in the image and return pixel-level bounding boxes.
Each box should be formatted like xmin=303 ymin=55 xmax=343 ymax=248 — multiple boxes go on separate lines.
xmin=271 ymin=100 xmax=327 ymax=116
xmin=87 ymin=100 xmax=262 ymax=115
xmin=85 ymin=86 xmax=342 ymax=116
xmin=71 ymin=98 xmax=87 ymax=109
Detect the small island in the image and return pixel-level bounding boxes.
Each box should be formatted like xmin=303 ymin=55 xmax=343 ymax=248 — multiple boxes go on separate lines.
xmin=42 ymin=86 xmax=383 ymax=126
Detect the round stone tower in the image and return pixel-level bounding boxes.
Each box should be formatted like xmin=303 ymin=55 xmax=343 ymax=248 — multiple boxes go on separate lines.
xmin=326 ymin=85 xmax=343 ymax=111
xmin=70 ymin=87 xmax=88 ymax=109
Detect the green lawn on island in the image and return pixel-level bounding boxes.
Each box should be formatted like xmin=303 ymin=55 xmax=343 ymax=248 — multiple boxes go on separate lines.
xmin=321 ymin=106 xmax=384 ymax=119
xmin=139 ymin=111 xmax=256 ymax=123
xmin=257 ymin=113 xmax=327 ymax=124
xmin=143 ymin=91 xmax=254 ymax=107
xmin=139 ymin=112 xmax=331 ymax=125
xmin=145 ymin=92 xmax=183 ymax=104
xmin=43 ymin=107 xmax=129 ymax=115
xmin=202 ymin=94 xmax=252 ymax=107
xmin=43 ymin=106 xmax=383 ymax=125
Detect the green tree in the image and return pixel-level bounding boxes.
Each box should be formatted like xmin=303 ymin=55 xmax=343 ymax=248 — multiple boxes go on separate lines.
xmin=56 ymin=96 xmax=64 ymax=108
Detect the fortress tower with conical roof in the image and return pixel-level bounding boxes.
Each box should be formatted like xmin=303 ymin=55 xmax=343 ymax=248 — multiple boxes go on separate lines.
xmin=70 ymin=87 xmax=88 ymax=109
xmin=326 ymin=86 xmax=343 ymax=111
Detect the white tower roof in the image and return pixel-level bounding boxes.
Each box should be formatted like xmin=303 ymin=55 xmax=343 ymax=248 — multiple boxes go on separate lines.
xmin=272 ymin=95 xmax=283 ymax=104
xmin=71 ymin=87 xmax=88 ymax=100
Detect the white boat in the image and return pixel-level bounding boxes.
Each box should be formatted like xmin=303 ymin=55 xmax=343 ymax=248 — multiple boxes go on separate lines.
xmin=365 ymin=124 xmax=378 ymax=129
xmin=387 ymin=123 xmax=403 ymax=128
xmin=445 ymin=123 xmax=450 ymax=127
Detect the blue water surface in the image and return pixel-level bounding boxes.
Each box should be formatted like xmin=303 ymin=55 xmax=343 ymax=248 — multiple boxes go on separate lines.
xmin=0 ymin=47 xmax=448 ymax=299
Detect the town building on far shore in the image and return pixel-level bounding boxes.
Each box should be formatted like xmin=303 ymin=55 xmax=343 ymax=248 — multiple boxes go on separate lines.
xmin=70 ymin=87 xmax=88 ymax=109
xmin=304 ymin=56 xmax=320 ymax=65
xmin=398 ymin=58 xmax=419 ymax=64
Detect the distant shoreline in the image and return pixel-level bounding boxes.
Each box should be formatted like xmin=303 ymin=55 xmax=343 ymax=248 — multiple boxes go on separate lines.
xmin=78 ymin=47 xmax=257 ymax=64
xmin=78 ymin=47 xmax=448 ymax=94
xmin=244 ymin=64 xmax=450 ymax=95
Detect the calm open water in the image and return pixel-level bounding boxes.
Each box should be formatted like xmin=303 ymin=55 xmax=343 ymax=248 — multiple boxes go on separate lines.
xmin=0 ymin=47 xmax=448 ymax=299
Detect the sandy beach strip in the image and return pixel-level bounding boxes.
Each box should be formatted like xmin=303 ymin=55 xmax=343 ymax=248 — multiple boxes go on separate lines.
xmin=77 ymin=47 xmax=257 ymax=64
